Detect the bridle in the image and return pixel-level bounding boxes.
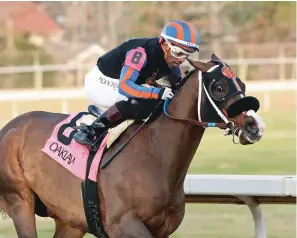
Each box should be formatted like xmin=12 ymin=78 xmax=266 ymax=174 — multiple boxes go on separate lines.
xmin=163 ymin=68 xmax=243 ymax=143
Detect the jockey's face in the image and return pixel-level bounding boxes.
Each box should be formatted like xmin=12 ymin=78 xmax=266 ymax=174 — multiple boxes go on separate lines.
xmin=162 ymin=43 xmax=187 ymax=69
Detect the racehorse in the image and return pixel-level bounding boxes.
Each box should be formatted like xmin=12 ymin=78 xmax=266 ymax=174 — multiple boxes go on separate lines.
xmin=0 ymin=54 xmax=265 ymax=238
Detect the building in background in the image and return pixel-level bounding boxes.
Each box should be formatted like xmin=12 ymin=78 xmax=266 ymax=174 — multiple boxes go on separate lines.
xmin=0 ymin=1 xmax=63 ymax=48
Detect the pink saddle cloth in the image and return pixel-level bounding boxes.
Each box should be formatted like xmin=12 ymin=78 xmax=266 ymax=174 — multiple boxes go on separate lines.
xmin=41 ymin=113 xmax=108 ymax=182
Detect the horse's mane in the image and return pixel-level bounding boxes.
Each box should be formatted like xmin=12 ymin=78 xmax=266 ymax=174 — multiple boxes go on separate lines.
xmin=185 ymin=69 xmax=197 ymax=79
xmin=173 ymin=69 xmax=197 ymax=91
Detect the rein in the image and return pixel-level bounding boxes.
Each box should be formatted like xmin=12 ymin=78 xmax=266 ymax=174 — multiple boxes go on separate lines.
xmin=163 ymin=99 xmax=242 ymax=143
xmin=163 ymin=99 xmax=232 ymax=129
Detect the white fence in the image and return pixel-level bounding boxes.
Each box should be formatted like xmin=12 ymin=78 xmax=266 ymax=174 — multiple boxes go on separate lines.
xmin=0 ymin=57 xmax=295 ymax=74
xmin=0 ymin=57 xmax=295 ymax=88
xmin=0 ymin=81 xmax=296 ymax=119
xmin=184 ymin=174 xmax=296 ymax=238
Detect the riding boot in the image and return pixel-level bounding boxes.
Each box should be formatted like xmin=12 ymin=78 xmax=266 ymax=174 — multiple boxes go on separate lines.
xmin=74 ymin=104 xmax=124 ymax=146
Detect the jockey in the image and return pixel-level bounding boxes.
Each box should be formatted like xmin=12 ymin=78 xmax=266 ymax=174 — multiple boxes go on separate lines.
xmin=74 ymin=20 xmax=200 ymax=146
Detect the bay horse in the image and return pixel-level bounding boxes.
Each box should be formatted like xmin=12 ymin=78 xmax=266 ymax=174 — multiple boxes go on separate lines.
xmin=0 ymin=54 xmax=265 ymax=238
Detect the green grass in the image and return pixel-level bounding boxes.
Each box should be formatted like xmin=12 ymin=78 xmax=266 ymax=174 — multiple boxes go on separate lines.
xmin=189 ymin=109 xmax=295 ymax=175
xmin=0 ymin=90 xmax=295 ymax=237
xmin=172 ymin=205 xmax=295 ymax=238
xmin=189 ymin=110 xmax=296 ymax=174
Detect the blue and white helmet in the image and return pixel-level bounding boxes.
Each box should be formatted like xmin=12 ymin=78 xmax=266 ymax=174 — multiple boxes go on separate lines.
xmin=161 ymin=20 xmax=200 ymax=52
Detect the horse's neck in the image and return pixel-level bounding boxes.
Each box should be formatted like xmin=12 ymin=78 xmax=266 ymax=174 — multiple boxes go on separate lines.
xmin=151 ymin=72 xmax=205 ymax=185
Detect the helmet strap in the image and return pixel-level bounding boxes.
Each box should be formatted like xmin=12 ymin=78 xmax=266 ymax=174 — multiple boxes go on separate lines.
xmin=160 ymin=40 xmax=170 ymax=59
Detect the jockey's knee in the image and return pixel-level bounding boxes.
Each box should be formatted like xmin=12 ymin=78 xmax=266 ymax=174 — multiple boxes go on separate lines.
xmin=115 ymin=99 xmax=159 ymax=121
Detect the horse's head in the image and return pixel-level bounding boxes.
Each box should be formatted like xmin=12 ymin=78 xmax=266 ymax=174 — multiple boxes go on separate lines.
xmin=173 ymin=53 xmax=266 ymax=145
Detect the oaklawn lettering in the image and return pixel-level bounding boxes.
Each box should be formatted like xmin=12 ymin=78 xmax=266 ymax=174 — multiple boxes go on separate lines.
xmin=49 ymin=142 xmax=76 ymax=165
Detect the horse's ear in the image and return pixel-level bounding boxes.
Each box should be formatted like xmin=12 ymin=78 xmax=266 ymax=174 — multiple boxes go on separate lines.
xmin=211 ymin=53 xmax=222 ymax=62
xmin=186 ymin=59 xmax=208 ymax=72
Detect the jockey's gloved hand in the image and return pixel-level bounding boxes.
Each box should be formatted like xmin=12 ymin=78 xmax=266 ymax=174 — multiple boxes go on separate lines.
xmin=159 ymin=87 xmax=174 ymax=100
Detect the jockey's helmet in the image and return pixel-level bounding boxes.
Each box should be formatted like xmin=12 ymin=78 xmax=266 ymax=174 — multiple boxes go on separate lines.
xmin=161 ymin=20 xmax=200 ymax=54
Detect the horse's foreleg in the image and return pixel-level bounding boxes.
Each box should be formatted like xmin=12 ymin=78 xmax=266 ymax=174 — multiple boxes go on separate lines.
xmin=53 ymin=218 xmax=86 ymax=238
xmin=1 ymin=193 xmax=37 ymax=238
xmin=108 ymin=211 xmax=154 ymax=238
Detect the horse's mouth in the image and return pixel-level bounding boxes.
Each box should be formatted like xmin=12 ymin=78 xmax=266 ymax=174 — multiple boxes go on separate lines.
xmin=242 ymin=122 xmax=261 ymax=142
xmin=239 ymin=111 xmax=266 ymax=144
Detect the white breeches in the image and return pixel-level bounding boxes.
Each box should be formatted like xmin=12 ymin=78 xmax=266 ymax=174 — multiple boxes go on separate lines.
xmin=84 ymin=66 xmax=128 ymax=108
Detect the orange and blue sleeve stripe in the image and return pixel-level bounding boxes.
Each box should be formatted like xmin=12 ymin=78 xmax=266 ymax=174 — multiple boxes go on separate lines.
xmin=119 ymin=66 xmax=161 ymax=99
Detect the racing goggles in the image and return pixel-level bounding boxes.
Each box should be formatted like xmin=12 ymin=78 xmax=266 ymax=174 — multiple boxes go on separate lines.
xmin=164 ymin=37 xmax=195 ymax=59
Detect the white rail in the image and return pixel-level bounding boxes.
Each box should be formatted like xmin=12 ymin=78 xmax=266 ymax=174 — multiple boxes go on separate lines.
xmin=0 ymin=81 xmax=295 ymax=118
xmin=0 ymin=81 xmax=295 ymax=102
xmin=0 ymin=58 xmax=295 ymax=74
xmin=184 ymin=175 xmax=296 ymax=238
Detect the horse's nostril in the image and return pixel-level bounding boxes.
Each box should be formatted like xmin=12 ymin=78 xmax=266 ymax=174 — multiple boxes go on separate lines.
xmin=245 ymin=123 xmax=259 ymax=135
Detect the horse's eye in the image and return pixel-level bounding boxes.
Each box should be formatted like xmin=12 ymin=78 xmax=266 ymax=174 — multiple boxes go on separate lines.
xmin=216 ymin=85 xmax=223 ymax=92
